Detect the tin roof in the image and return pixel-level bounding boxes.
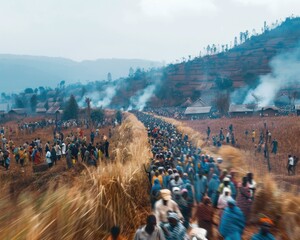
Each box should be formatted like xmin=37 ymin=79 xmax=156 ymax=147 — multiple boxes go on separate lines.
xmin=184 ymin=106 xmax=212 ymax=115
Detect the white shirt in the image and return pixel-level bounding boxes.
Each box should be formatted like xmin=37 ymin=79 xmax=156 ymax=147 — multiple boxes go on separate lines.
xmin=134 ymin=226 xmax=166 ymax=240
xmin=62 ymin=143 xmax=66 ymax=154
xmin=218 ymin=194 xmax=233 ymax=209
xmin=154 ymin=199 xmax=183 ymax=223
xmin=46 ymin=151 xmax=51 ymax=163
xmin=289 ymin=157 xmax=294 ymax=166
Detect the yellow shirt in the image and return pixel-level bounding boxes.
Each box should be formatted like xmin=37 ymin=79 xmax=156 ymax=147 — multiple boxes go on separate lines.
xmin=152 ymin=175 xmax=163 ymax=186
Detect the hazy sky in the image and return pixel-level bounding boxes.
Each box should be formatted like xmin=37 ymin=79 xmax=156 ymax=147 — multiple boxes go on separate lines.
xmin=0 ymin=0 xmax=299 ymax=62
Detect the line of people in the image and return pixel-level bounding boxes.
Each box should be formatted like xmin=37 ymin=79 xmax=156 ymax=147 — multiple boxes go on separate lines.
xmin=131 ymin=112 xmax=275 ymax=240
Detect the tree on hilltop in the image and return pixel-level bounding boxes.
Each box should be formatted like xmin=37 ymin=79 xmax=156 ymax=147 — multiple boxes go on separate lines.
xmin=24 ymin=88 xmax=34 ymax=94
xmin=215 ymin=77 xmax=233 ymax=91
xmin=63 ymin=95 xmax=79 ymax=120
xmin=91 ymin=108 xmax=105 ymax=124
xmin=15 ymin=96 xmax=25 ymax=108
xmin=30 ymin=94 xmax=37 ymax=112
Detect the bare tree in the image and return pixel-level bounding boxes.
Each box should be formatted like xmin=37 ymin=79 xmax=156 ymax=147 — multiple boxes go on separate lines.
xmin=86 ymin=98 xmax=91 ymax=128
xmin=214 ymin=93 xmax=230 ymax=116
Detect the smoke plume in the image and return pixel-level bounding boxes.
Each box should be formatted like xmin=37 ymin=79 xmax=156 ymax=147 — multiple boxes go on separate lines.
xmin=96 ymin=85 xmax=117 ymax=108
xmin=243 ymin=47 xmax=300 ymax=106
xmin=128 ymin=85 xmax=156 ymax=111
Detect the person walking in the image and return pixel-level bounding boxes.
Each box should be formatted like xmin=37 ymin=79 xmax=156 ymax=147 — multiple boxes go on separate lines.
xmin=194 ymin=196 xmax=215 ymax=239
xmin=287 ymin=155 xmax=294 ymax=175
xmin=251 ymin=217 xmax=275 ymax=240
xmin=134 ymin=215 xmax=165 ymax=240
xmin=46 ymin=150 xmax=52 ymax=168
xmin=236 ymin=177 xmax=252 ymax=222
xmin=219 ymin=199 xmax=245 ymax=240
xmin=107 ymin=226 xmax=126 ymax=240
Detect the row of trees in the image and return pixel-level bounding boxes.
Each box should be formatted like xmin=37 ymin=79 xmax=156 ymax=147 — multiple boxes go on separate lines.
xmin=172 ymin=17 xmax=290 ymax=63
xmin=62 ymin=95 xmax=122 ymax=124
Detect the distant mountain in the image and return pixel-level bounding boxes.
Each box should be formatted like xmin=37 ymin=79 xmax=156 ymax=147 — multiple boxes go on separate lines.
xmin=0 ymin=55 xmax=162 ymax=92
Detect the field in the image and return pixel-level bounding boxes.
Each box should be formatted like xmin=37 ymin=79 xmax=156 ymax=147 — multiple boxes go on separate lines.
xmin=0 ymin=113 xmax=151 ymax=239
xmin=1 ymin=113 xmax=300 ymax=239
xmin=182 ymin=116 xmax=300 ymax=193
xmin=0 ymin=116 xmax=111 ymax=188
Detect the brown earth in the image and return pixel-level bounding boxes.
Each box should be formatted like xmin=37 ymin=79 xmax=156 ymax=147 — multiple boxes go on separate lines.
xmin=0 ymin=116 xmax=113 ymax=197
xmin=183 ymin=115 xmax=300 ymax=193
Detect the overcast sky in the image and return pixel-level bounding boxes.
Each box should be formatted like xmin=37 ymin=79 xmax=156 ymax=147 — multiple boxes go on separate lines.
xmin=0 ymin=0 xmax=299 ymax=62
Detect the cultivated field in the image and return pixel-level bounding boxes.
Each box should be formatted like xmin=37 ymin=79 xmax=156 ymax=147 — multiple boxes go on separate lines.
xmin=183 ymin=116 xmax=300 ymax=192
xmin=0 ymin=113 xmax=151 ymax=239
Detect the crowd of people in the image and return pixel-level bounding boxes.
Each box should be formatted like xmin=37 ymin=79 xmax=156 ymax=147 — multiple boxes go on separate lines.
xmin=126 ymin=112 xmax=275 ymax=240
xmin=144 ymin=107 xmax=186 ymax=119
xmin=0 ymin=127 xmax=111 ymax=172
xmin=16 ymin=117 xmax=115 ymax=135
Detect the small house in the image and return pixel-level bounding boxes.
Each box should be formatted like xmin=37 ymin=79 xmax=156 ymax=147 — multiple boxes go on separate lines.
xmin=46 ymin=106 xmax=61 ymax=115
xmin=184 ymin=106 xmax=212 ymax=119
xmin=260 ymin=106 xmax=279 ymax=117
xmin=190 ymin=98 xmax=208 ymax=107
xmin=36 ymin=108 xmax=47 ymax=114
xmin=229 ymin=105 xmax=254 ymax=117
xmin=8 ymin=108 xmax=27 ymax=117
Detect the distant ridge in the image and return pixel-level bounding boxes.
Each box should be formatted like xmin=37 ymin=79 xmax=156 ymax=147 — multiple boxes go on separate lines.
xmin=0 ymin=55 xmax=162 ymax=92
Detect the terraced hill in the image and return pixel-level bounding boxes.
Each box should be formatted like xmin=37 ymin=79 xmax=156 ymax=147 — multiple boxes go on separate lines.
xmin=112 ymin=17 xmax=300 ymax=108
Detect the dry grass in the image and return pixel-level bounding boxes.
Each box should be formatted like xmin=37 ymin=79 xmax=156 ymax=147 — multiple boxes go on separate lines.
xmin=0 ymin=113 xmax=151 ymax=240
xmin=154 ymin=115 xmax=205 ymax=148
xmin=184 ymin=116 xmax=300 ymax=180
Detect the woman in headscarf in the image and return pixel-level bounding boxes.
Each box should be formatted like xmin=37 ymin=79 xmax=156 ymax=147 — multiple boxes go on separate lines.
xmin=219 ymin=199 xmax=245 ymax=240
xmin=236 ymin=176 xmax=252 ymax=221
xmin=33 ymin=148 xmax=42 ymax=165
xmin=208 ymin=173 xmax=220 ymax=207
xmin=185 ymin=183 xmax=194 ymax=206
xmin=180 ymin=189 xmax=193 ymax=229
xmin=251 ymin=217 xmax=275 ymax=240
xmin=218 ymin=177 xmax=231 ymax=195
xmin=218 ymin=187 xmax=233 ymax=217
xmin=172 ymin=188 xmax=191 ymax=228
xmin=228 ymin=175 xmax=237 ymax=200
xmin=194 ymin=172 xmax=207 ymax=203
xmin=151 ymin=178 xmax=162 ymax=209
xmin=162 ymin=212 xmax=187 ymax=240
xmin=194 ymin=196 xmax=215 ymax=239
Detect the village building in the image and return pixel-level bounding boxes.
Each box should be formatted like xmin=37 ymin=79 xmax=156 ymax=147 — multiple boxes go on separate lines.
xmin=183 ymin=98 xmax=212 ymax=119
xmin=46 ymin=106 xmax=61 ymax=115
xmin=229 ymin=104 xmax=255 ymax=117
xmin=180 ymin=98 xmax=193 ymax=108
xmin=260 ymin=106 xmax=279 ymax=117
xmin=36 ymin=108 xmax=47 ymax=115
xmin=8 ymin=108 xmax=27 ymax=118
xmin=184 ymin=106 xmax=212 ymax=119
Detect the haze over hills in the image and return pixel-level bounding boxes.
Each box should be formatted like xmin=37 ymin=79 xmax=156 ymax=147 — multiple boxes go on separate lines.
xmin=0 ymin=55 xmax=162 ymax=93
xmin=109 ymin=17 xmax=300 ymax=108
xmin=3 ymin=17 xmax=300 ymax=112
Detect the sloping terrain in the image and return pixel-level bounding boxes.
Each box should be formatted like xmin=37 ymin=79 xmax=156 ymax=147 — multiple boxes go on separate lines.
xmin=110 ymin=17 xmax=300 ymax=107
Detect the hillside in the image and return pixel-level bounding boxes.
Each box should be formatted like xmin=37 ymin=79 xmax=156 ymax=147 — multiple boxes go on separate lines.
xmin=3 ymin=17 xmax=300 ymax=111
xmin=0 ymin=55 xmax=162 ymax=92
xmin=111 ymin=17 xmax=300 ymax=108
